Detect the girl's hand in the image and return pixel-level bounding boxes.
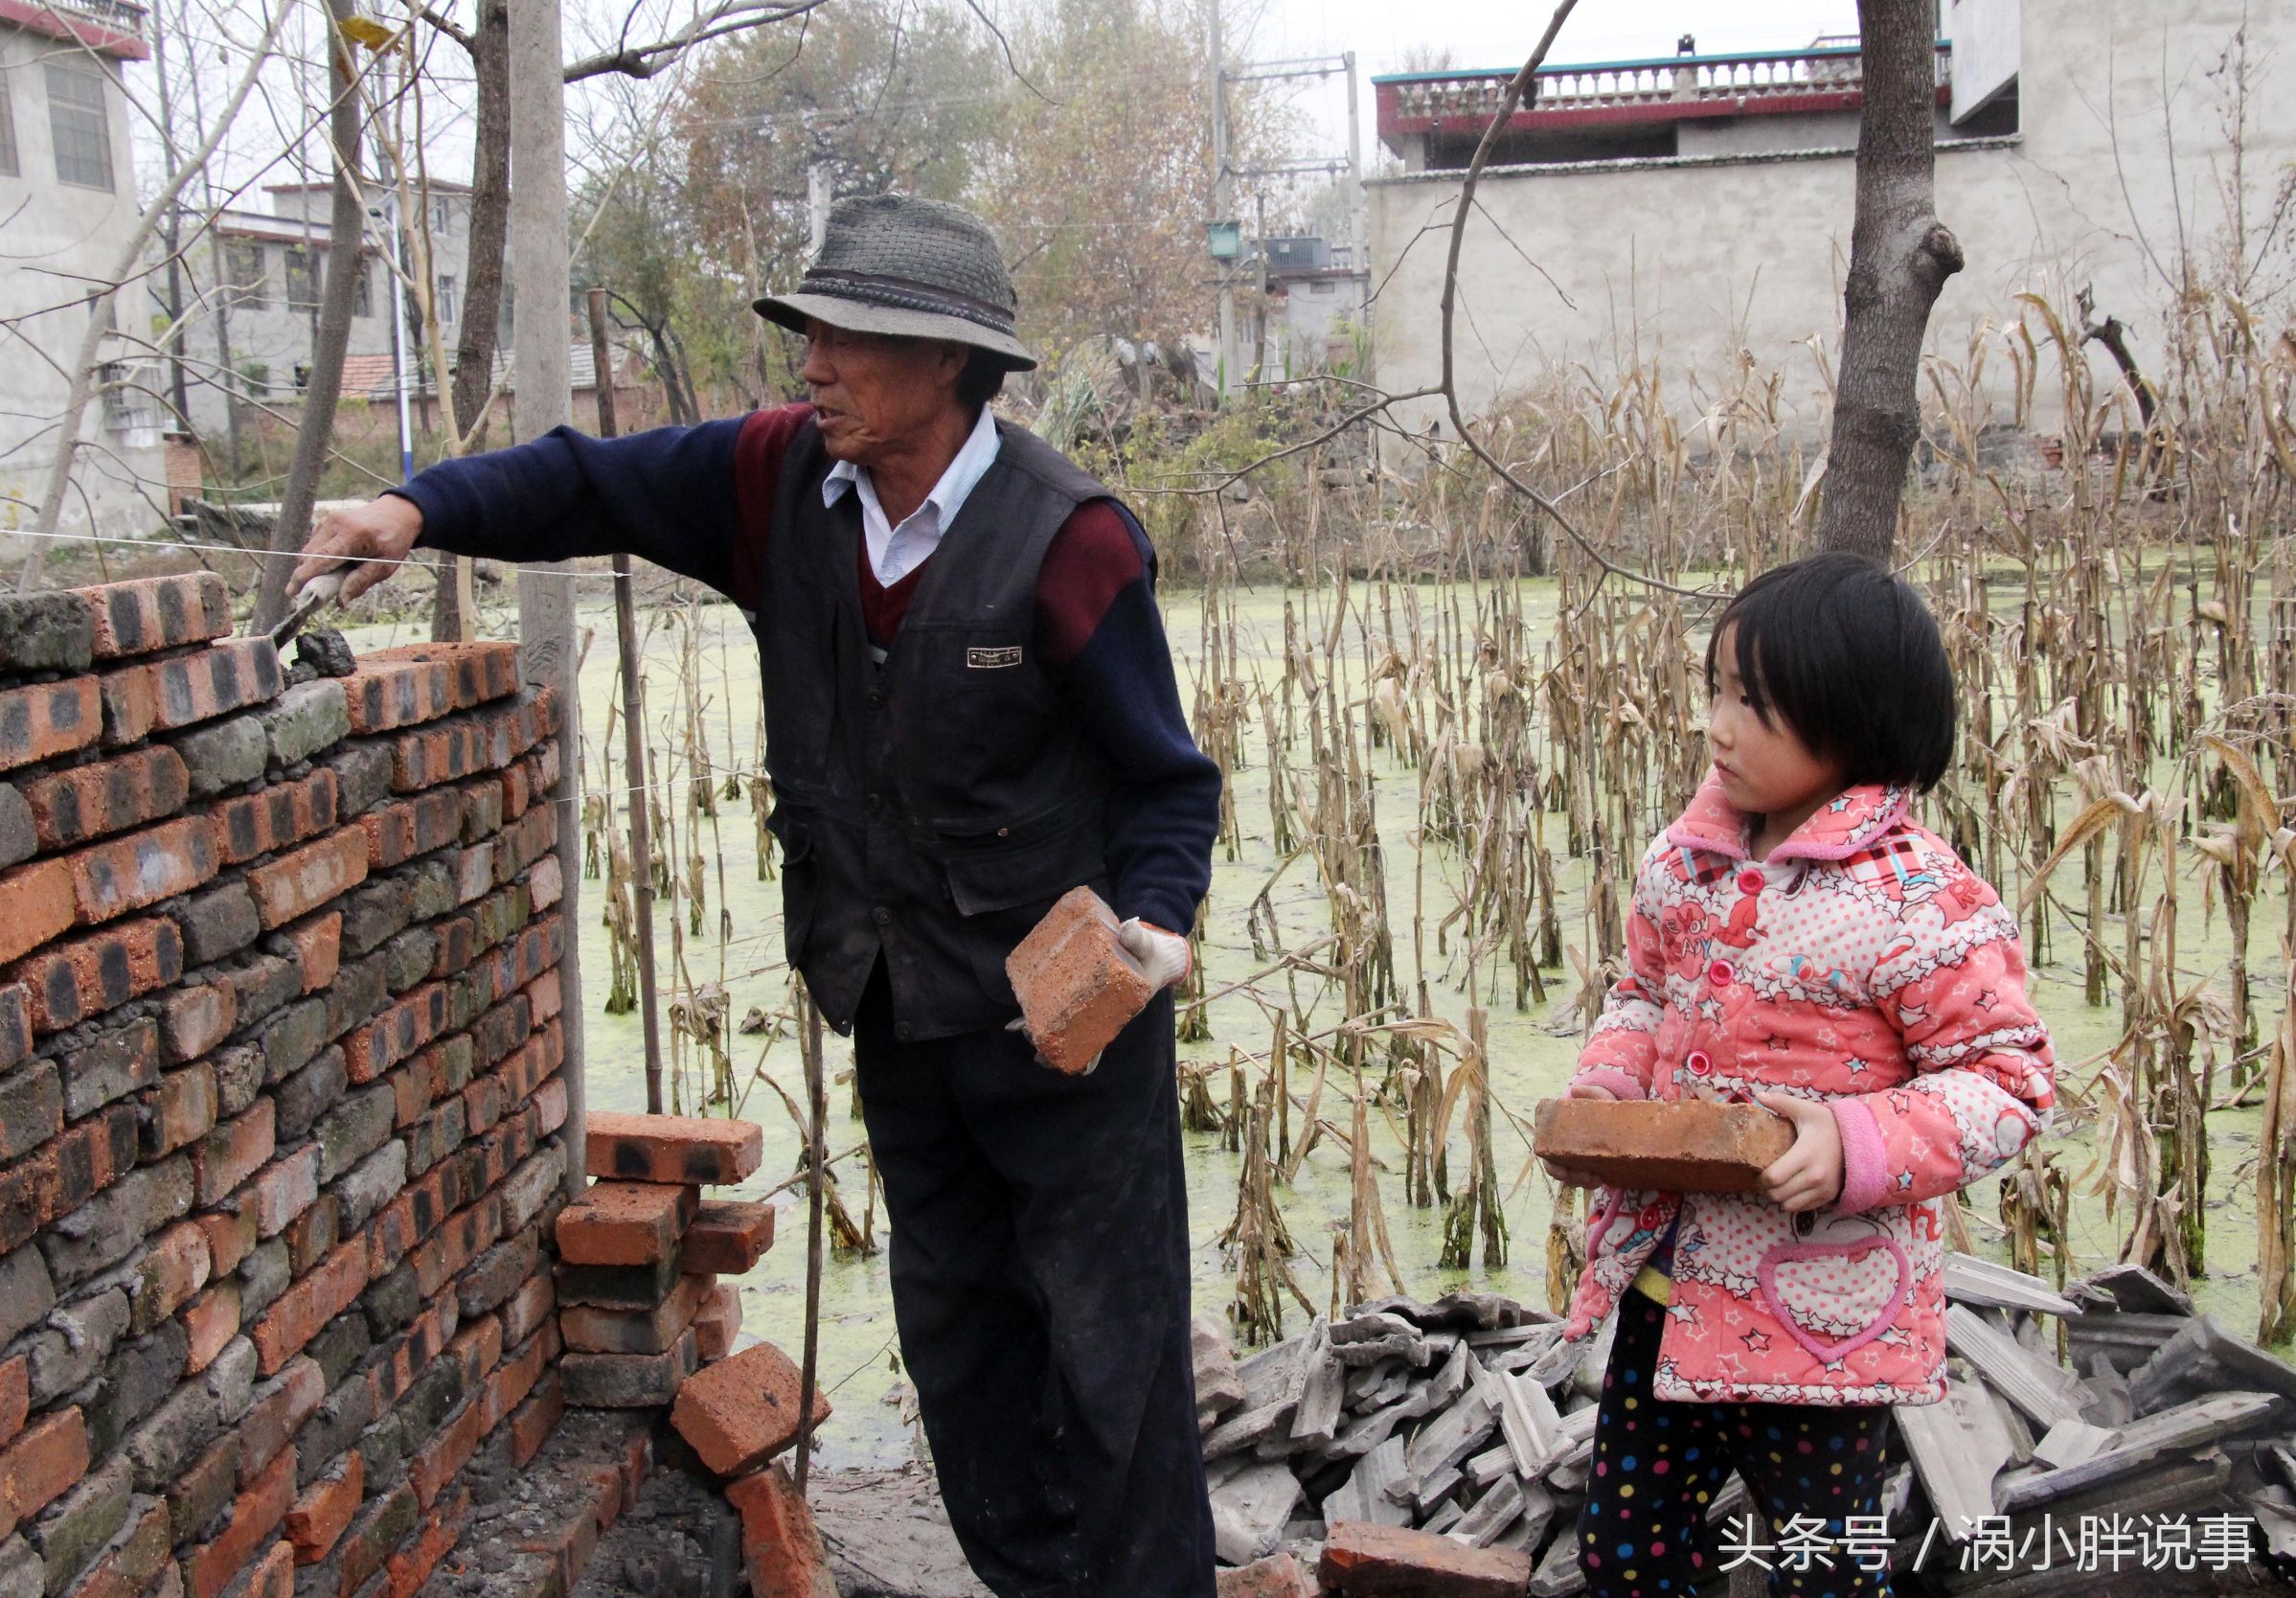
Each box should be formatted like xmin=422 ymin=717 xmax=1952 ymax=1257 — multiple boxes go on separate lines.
xmin=1543 ymin=1080 xmax=1615 ymax=1188
xmin=1754 ymin=1092 xmax=1844 ymax=1213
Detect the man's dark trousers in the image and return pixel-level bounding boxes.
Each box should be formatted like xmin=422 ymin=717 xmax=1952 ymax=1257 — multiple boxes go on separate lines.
xmin=853 ymin=963 xmax=1216 ymax=1598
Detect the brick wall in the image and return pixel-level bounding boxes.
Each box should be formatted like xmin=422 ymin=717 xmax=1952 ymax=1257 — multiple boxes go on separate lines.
xmin=0 ymin=577 xmax=577 ymax=1598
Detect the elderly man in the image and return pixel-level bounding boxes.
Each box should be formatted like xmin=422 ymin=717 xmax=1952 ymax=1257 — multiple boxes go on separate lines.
xmin=295 ymin=195 xmax=1220 ymax=1598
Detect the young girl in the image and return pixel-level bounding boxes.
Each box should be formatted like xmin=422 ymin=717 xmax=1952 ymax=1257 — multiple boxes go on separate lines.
xmin=1546 ymin=553 xmax=2055 ymax=1598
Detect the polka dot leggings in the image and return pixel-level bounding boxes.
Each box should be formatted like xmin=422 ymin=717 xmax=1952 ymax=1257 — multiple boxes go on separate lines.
xmin=1577 ymin=1289 xmax=1893 ymax=1598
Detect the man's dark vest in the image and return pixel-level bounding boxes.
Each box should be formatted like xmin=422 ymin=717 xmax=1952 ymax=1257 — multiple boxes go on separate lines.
xmin=754 ymin=416 xmax=1120 ymax=1040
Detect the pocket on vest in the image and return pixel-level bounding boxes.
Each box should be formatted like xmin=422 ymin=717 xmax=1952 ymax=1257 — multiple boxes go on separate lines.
xmin=766 ymin=808 xmax=818 ymax=966
xmin=939 ymin=821 xmax=1105 ymax=916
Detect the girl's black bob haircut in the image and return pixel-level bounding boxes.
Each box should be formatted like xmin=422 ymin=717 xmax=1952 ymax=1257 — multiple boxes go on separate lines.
xmin=1705 ymin=551 xmax=1957 ymax=793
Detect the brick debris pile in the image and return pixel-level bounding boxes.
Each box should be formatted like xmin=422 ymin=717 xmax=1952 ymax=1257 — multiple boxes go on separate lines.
xmin=0 ymin=574 xmax=575 ymax=1598
xmin=1199 ymin=1259 xmax=2296 ymax=1596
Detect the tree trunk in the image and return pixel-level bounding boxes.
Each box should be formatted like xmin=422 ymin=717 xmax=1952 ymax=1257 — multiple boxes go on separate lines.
xmin=434 ymin=0 xmax=510 ymax=642
xmin=1814 ymin=0 xmax=1965 ymax=562
xmin=254 ymin=0 xmax=370 ymax=632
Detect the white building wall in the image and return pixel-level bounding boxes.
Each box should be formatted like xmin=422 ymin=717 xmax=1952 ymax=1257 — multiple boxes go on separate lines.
xmin=170 ymin=188 xmax=468 ymax=445
xmin=1365 ymin=0 xmax=2296 ymax=444
xmin=0 ymin=23 xmax=166 ymax=545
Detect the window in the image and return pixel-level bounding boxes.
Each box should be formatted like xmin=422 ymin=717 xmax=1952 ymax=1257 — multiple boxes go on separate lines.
xmin=431 ymin=195 xmax=451 ymax=235
xmin=0 ymin=71 xmax=19 ymax=177
xmin=225 ymin=240 xmax=268 ymax=310
xmin=284 ymin=247 xmax=319 ymax=309
xmin=352 ymin=261 xmax=372 ymax=318
xmin=437 ymin=275 xmax=458 ymax=324
xmin=46 ymin=59 xmax=115 ymax=191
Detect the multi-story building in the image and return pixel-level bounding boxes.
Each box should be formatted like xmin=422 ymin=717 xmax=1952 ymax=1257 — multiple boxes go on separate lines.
xmin=1365 ymin=0 xmax=2295 ymax=439
xmin=171 ymin=177 xmax=472 ymax=445
xmin=0 ymin=0 xmax=165 ymax=544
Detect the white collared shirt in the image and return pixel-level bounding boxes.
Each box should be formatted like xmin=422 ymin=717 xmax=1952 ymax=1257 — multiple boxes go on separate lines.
xmin=823 ymin=402 xmax=1002 ymax=585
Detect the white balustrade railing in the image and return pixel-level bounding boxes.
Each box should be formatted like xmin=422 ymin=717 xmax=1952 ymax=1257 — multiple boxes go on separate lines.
xmin=1386 ymin=45 xmax=1946 ymax=125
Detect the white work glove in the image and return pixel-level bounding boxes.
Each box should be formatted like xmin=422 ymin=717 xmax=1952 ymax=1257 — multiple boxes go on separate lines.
xmin=1118 ymin=918 xmax=1192 ymax=991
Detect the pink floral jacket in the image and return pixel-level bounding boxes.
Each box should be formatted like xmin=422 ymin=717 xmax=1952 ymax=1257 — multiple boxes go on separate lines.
xmin=1561 ymin=777 xmax=2055 ymax=1405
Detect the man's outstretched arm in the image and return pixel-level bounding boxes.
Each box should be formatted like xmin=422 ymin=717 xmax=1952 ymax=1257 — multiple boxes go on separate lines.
xmin=294 ymin=417 xmax=767 ymax=601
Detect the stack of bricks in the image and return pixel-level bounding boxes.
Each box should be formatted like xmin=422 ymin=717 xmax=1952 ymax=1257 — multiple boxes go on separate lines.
xmin=0 ymin=575 xmax=580 ymax=1598
xmin=552 ymin=1112 xmax=774 ymax=1408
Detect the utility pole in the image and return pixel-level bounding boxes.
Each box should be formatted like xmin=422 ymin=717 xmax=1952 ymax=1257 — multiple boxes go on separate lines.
xmin=1207 ymin=0 xmax=1236 ymax=397
xmin=807 ymin=163 xmax=833 ymax=253
xmin=509 ymin=0 xmax=585 ymax=1200
xmin=384 ymin=192 xmax=414 ymax=484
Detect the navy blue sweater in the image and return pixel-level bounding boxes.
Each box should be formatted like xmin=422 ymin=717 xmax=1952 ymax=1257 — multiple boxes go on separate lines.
xmin=394 ymin=404 xmax=1219 ymax=936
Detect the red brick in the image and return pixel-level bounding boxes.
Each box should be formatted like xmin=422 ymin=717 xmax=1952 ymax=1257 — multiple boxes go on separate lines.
xmin=72 ymin=573 xmax=233 ymax=658
xmin=243 ymin=827 xmax=366 ymax=929
xmin=339 ymin=657 xmax=454 ymax=736
xmin=66 ymin=1494 xmax=170 ymax=1598
xmin=554 ymin=1181 xmax=695 ymax=1267
xmin=585 ymin=1111 xmax=762 ymax=1187
xmin=693 ymin=1283 xmax=741 ymax=1362
xmin=370 ymin=1299 xmax=456 ymax=1412
xmin=241 ymin=1142 xmax=320 ymax=1239
xmin=528 ymin=852 xmax=563 ymax=911
xmin=408 ymin=1395 xmax=488 ymax=1510
xmin=0 ymin=857 xmax=75 ymax=965
xmin=63 ymin=815 xmax=219 ymax=925
xmin=284 ymin=1451 xmax=362 ymax=1564
xmin=237 ymin=1358 xmax=322 ymax=1487
xmin=196 ymin=1201 xmax=259 ymax=1278
xmin=116 ymin=637 xmax=283 ymax=735
xmin=0 ymin=1358 xmax=26 ymax=1450
xmin=160 ymin=984 xmax=236 ymax=1062
xmin=140 ymin=1061 xmax=219 ymax=1163
xmin=193 ymin=1099 xmax=275 ymax=1207
xmin=508 ymin=1372 xmax=563 ymax=1468
xmin=0 ymin=985 xmax=27 ymax=1073
xmin=726 ymin=1464 xmax=837 ymax=1598
xmin=19 ymin=746 xmax=191 ymax=852
xmin=13 ymin=916 xmax=183 ymax=1033
xmin=358 ymin=789 xmax=463 ymax=870
xmin=534 ymin=1076 xmax=568 ymax=1137
xmin=498 ymin=761 xmax=532 ymax=819
xmin=186 ymin=1442 xmax=295 ymax=1598
xmin=279 ymin=911 xmax=340 ymax=994
xmin=1531 ymin=1097 xmax=1797 ymax=1195
xmin=0 ymin=1405 xmax=88 ymax=1539
xmin=685 ymin=1199 xmax=776 ymax=1275
xmin=342 ymin=982 xmax=447 ymax=1084
xmin=384 ymin=1487 xmax=466 ymax=1597
xmin=410 ymin=1196 xmax=501 ymax=1299
xmin=207 ymin=769 xmax=337 ymax=867
xmin=360 ymin=642 xmax=521 ymax=709
xmin=0 ymin=677 xmax=102 ymax=772
xmin=248 ymin=1240 xmax=367 ymax=1375
xmin=227 ymin=1542 xmax=294 ymax=1598
xmin=136 ymin=1219 xmax=212 ymax=1329
xmin=1006 ymin=887 xmax=1156 ymax=1076
xmin=0 ymin=1101 xmax=137 ymax=1252
xmin=1217 ymin=1554 xmax=1318 ymax=1598
xmin=561 ymin=1270 xmax=712 ymax=1356
xmin=96 ymin=665 xmax=154 ymax=746
xmin=1317 ymin=1522 xmax=1534 ymax=1598
xmin=483 ymin=1330 xmax=551 ymax=1432
xmin=183 ymin=1278 xmax=242 ymax=1374
xmin=668 ymin=1340 xmax=829 ymax=1478
xmin=385 ymin=719 xmax=489 ymax=794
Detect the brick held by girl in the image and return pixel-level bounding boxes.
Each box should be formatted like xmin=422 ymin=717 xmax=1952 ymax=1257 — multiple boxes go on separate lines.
xmin=1541 ymin=553 xmax=2057 ymax=1598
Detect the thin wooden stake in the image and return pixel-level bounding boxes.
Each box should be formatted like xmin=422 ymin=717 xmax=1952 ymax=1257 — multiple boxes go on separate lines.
xmin=794 ymin=986 xmax=828 ymax=1496
xmin=588 ymin=288 xmax=665 ymax=1114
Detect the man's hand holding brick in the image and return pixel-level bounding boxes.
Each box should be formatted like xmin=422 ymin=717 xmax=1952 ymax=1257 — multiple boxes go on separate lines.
xmin=1116 ymin=918 xmax=1190 ymax=991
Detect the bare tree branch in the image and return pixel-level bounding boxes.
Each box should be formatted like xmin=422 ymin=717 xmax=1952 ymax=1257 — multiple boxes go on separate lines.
xmin=561 ymin=0 xmax=830 ymax=82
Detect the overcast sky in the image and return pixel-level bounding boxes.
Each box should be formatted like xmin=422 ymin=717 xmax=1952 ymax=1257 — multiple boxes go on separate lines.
xmin=1244 ymin=0 xmax=1863 ymax=164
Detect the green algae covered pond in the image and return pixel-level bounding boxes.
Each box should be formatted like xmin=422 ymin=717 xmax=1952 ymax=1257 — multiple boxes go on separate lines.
xmin=349 ymin=579 xmax=2282 ymax=1470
